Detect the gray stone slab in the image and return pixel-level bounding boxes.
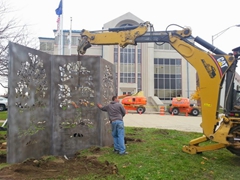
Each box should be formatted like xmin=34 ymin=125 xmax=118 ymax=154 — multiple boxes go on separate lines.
xmin=8 ymin=42 xmax=115 ymax=163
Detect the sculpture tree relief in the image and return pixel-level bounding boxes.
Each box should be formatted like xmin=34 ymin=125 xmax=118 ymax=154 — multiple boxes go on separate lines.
xmin=102 ymin=65 xmax=114 ymax=104
xmin=58 ymin=61 xmax=95 ymax=131
xmin=101 ymin=65 xmax=115 ymax=124
xmin=15 ymin=53 xmax=48 ymax=137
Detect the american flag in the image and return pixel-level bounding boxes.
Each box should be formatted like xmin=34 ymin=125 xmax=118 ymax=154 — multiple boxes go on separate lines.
xmin=56 ymin=16 xmax=60 ymax=35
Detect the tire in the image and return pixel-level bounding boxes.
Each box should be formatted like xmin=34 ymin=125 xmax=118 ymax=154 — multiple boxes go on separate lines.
xmin=142 ymin=107 xmax=146 ymax=113
xmin=0 ymin=104 xmax=5 ymax=111
xmin=168 ymin=107 xmax=172 ymax=114
xmin=226 ymin=125 xmax=240 ymax=156
xmin=172 ymin=107 xmax=179 ymax=115
xmin=137 ymin=106 xmax=146 ymax=114
xmin=191 ymin=108 xmax=199 ymax=116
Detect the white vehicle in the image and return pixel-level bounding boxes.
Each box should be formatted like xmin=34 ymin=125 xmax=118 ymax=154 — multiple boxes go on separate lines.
xmin=0 ymin=97 xmax=8 ymax=111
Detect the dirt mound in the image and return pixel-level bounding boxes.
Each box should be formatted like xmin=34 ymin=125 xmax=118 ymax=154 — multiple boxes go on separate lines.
xmin=0 ymin=134 xmax=143 ymax=179
xmin=0 ymin=154 xmax=118 ymax=180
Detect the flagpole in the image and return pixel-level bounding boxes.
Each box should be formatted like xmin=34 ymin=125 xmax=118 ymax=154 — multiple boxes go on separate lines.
xmin=69 ymin=17 xmax=72 ymax=55
xmin=60 ymin=0 xmax=63 ymax=55
xmin=55 ymin=0 xmax=63 ymax=55
xmin=58 ymin=20 xmax=61 ymax=55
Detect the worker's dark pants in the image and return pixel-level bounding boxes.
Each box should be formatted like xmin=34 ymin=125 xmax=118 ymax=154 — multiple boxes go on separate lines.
xmin=111 ymin=120 xmax=126 ymax=154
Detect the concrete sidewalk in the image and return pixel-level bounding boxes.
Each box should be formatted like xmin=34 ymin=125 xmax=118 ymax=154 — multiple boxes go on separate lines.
xmin=124 ymin=113 xmax=203 ymax=133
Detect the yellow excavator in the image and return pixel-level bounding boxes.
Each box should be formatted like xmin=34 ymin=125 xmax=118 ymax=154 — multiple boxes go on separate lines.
xmin=77 ymin=21 xmax=240 ymax=156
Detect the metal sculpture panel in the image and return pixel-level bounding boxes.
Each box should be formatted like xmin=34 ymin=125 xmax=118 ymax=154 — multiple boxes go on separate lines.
xmin=8 ymin=42 xmax=115 ymax=163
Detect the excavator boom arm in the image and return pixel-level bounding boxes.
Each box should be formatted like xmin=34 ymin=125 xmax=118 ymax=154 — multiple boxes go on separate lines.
xmin=78 ymin=21 xmax=152 ymax=55
xmin=78 ymin=22 xmax=194 ymax=55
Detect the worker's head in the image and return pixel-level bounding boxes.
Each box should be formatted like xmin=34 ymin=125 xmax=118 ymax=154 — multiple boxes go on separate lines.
xmin=112 ymin=95 xmax=119 ymax=102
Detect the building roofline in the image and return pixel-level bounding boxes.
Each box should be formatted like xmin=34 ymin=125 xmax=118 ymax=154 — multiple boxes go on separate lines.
xmin=53 ymin=29 xmax=81 ymax=33
xmin=38 ymin=37 xmax=55 ymax=40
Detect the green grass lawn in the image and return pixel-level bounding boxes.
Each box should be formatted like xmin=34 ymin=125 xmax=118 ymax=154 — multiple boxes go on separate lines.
xmin=0 ymin=124 xmax=239 ymax=179
xmin=78 ymin=127 xmax=240 ymax=180
xmin=0 ymin=111 xmax=7 ymax=120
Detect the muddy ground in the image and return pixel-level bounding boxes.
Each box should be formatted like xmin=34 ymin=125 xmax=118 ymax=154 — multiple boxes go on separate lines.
xmin=0 ymin=137 xmax=141 ymax=180
xmin=0 ymin=153 xmax=117 ymax=180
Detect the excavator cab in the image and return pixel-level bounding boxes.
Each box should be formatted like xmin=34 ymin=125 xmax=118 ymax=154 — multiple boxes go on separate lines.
xmin=226 ymin=46 xmax=240 ymax=117
xmin=228 ymin=90 xmax=240 ymax=117
xmin=232 ymin=46 xmax=240 ymax=58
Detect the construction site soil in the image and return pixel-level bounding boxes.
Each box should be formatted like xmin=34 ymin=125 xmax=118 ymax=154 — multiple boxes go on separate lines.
xmin=0 ymin=136 xmax=140 ymax=180
xmin=0 ymin=114 xmax=201 ymax=179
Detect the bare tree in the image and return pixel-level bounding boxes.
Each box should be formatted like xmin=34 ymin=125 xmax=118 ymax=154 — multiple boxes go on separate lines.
xmin=0 ymin=0 xmax=38 ymax=90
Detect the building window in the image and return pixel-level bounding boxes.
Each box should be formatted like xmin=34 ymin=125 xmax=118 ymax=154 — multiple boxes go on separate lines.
xmin=64 ymin=35 xmax=68 ymax=46
xmin=72 ymin=36 xmax=78 ymax=46
xmin=40 ymin=42 xmax=46 ymax=51
xmin=54 ymin=36 xmax=58 ymax=45
xmin=120 ymin=23 xmax=133 ymax=27
xmin=154 ymin=58 xmax=182 ymax=100
xmin=120 ymin=73 xmax=135 ymax=83
xmin=46 ymin=42 xmax=54 ymax=51
xmin=114 ymin=23 xmax=142 ymax=92
xmin=119 ymin=45 xmax=136 ymax=83
xmin=137 ymin=45 xmax=142 ymax=91
xmin=154 ymin=43 xmax=174 ymax=50
xmin=138 ymin=73 xmax=142 ymax=92
xmin=114 ymin=47 xmax=118 ymax=63
xmin=120 ymin=46 xmax=135 ymax=63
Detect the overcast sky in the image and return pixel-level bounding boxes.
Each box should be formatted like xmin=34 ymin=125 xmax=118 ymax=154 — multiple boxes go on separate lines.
xmin=6 ymin=0 xmax=240 ymax=72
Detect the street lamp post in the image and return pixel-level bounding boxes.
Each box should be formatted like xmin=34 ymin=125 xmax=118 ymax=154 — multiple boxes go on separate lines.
xmin=212 ymin=24 xmax=240 ymax=45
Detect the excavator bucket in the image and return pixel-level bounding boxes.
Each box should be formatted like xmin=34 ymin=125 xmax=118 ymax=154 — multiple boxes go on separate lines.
xmin=77 ymin=36 xmax=91 ymax=55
